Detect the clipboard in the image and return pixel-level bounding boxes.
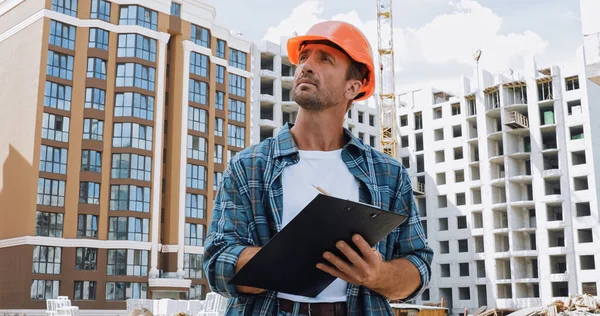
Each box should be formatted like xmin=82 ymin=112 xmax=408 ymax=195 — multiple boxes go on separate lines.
xmin=228 ymin=194 xmax=407 ymax=297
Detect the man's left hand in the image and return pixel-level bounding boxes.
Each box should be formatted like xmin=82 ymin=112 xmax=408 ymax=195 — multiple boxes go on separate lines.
xmin=316 ymin=234 xmax=386 ymax=290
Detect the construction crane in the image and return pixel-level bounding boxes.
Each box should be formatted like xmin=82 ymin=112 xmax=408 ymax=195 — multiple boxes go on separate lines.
xmin=376 ymin=0 xmax=398 ymax=158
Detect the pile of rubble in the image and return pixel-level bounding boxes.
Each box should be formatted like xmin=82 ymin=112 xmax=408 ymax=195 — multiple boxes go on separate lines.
xmin=528 ymin=295 xmax=600 ymax=316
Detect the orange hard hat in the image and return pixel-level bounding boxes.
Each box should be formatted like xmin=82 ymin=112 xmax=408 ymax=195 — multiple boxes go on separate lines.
xmin=287 ymin=21 xmax=375 ymax=101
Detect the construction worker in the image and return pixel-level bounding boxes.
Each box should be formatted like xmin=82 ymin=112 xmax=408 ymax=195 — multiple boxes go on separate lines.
xmin=203 ymin=21 xmax=433 ymax=316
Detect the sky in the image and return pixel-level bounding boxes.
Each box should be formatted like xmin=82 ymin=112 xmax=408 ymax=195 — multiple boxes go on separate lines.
xmin=208 ymin=0 xmax=585 ymax=95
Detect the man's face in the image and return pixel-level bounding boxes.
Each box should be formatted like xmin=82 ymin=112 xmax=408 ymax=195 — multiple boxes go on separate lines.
xmin=292 ymin=43 xmax=352 ymax=111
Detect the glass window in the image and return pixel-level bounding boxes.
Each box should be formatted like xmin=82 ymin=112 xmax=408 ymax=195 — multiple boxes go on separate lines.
xmin=74 ymin=281 xmax=96 ymax=300
xmin=214 ymin=172 xmax=222 ymax=191
xmin=170 ymin=2 xmax=181 ymax=16
xmin=214 ymin=144 xmax=223 ymax=164
xmin=107 ymin=249 xmax=148 ymax=276
xmin=32 ymin=246 xmax=62 ymax=274
xmin=90 ymin=0 xmax=110 ymax=21
xmin=108 ymin=217 xmax=149 ymax=241
xmin=188 ymin=107 xmax=207 ymax=132
xmin=116 ymin=63 xmax=156 ymax=91
xmin=30 ymin=280 xmax=60 ymax=300
xmin=84 ymin=87 xmax=105 ymax=110
xmin=111 ymin=153 xmax=152 ymax=182
xmin=228 ymin=74 xmax=246 ymax=97
xmin=52 ymin=0 xmax=77 ymax=17
xmin=186 ymin=164 xmax=206 ymax=190
xmin=44 ymin=81 xmax=72 ymax=111
xmin=215 ymin=91 xmax=224 ymax=110
xmin=228 ymin=124 xmax=245 ymax=148
xmin=228 ymin=98 xmax=246 ymax=122
xmin=117 ymin=34 xmax=157 ymax=62
xmin=119 ymin=5 xmax=158 ymax=30
xmin=49 ymin=20 xmax=75 ymax=50
xmin=88 ymin=28 xmax=109 ymax=50
xmin=37 ymin=178 xmax=66 ymax=207
xmin=35 ymin=211 xmax=64 ymax=237
xmin=79 ymin=182 xmax=100 ymax=204
xmin=112 ymin=122 xmax=153 ymax=151
xmin=184 ymin=253 xmax=203 ymax=279
xmin=186 ymin=284 xmax=203 ymax=300
xmin=47 ymin=51 xmax=74 ymax=80
xmin=191 ymin=24 xmax=210 ymax=47
xmin=81 ymin=150 xmax=102 ymax=173
xmin=109 ymin=184 xmax=151 ymax=212
xmin=229 ymin=48 xmax=247 ymax=70
xmin=185 ymin=193 xmax=205 ymax=219
xmin=190 ymin=52 xmax=209 ymax=77
xmin=187 ymin=135 xmax=207 ymax=161
xmin=184 ymin=223 xmax=204 ymax=246
xmin=189 ymin=79 xmax=208 ymax=104
xmin=42 ymin=113 xmax=70 ymax=142
xmin=114 ymin=92 xmax=154 ymax=120
xmin=83 ymin=118 xmax=104 ymax=141
xmin=75 ymin=247 xmax=97 ymax=270
xmin=216 ymin=39 xmax=226 ymax=58
xmin=77 ymin=215 xmax=98 ymax=238
xmin=215 ymin=118 xmax=224 ymax=137
xmin=39 ymin=145 xmax=68 ymax=174
xmin=105 ymin=282 xmax=147 ymax=300
xmin=216 ymin=65 xmax=225 ymax=84
xmin=87 ymin=58 xmax=107 ymax=80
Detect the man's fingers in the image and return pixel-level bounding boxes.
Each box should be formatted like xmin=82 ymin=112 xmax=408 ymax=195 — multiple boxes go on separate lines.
xmin=352 ymin=234 xmax=380 ymax=263
xmin=323 ymin=251 xmax=356 ymax=276
xmin=316 ymin=262 xmax=350 ymax=282
xmin=336 ymin=241 xmax=369 ymax=270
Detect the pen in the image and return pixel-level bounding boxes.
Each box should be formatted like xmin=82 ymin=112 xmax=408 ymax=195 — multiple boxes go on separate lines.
xmin=312 ymin=184 xmax=331 ymax=196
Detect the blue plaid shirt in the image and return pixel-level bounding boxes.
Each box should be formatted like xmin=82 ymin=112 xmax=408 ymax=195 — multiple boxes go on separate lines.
xmin=204 ymin=124 xmax=433 ymax=315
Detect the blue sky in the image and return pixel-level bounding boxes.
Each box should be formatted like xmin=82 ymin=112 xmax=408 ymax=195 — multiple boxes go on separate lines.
xmin=208 ymin=0 xmax=585 ymax=94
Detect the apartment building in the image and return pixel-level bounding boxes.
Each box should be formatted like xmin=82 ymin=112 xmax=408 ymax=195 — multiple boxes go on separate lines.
xmin=0 ymin=0 xmax=251 ymax=309
xmin=401 ymin=51 xmax=600 ymax=314
xmin=251 ymin=39 xmax=380 ymax=148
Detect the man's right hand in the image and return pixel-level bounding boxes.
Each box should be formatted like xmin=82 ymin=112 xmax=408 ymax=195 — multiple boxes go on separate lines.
xmin=235 ymin=246 xmax=266 ymax=294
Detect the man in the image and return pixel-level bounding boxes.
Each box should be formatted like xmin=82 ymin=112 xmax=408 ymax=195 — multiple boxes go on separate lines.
xmin=203 ymin=21 xmax=433 ymax=316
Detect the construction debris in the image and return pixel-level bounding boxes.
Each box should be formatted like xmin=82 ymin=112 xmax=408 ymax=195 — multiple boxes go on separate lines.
xmin=522 ymin=295 xmax=600 ymax=316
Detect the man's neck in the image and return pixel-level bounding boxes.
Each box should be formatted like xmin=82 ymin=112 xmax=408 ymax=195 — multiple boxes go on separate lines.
xmin=290 ymin=105 xmax=347 ymax=151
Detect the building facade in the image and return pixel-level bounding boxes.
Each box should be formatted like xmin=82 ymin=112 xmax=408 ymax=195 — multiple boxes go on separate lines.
xmin=0 ymin=0 xmax=251 ymax=309
xmin=405 ymin=52 xmax=600 ymax=313
xmin=251 ymin=39 xmax=380 ymax=148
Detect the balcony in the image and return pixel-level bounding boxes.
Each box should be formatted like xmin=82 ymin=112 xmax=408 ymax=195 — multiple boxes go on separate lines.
xmin=506 ymin=111 xmax=529 ymax=129
xmin=259 ymin=94 xmax=276 ymax=105
xmin=413 ymin=182 xmax=425 ymax=195
xmin=259 ymin=119 xmax=277 ymax=129
xmin=260 ymin=69 xmax=277 ymax=79
xmin=149 ymin=272 xmax=192 ymax=290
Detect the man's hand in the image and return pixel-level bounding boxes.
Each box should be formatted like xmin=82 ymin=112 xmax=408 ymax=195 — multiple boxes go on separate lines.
xmin=235 ymin=247 xmax=267 ymax=294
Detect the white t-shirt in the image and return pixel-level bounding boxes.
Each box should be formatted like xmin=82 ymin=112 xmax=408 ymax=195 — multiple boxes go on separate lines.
xmin=277 ymin=148 xmax=360 ymax=303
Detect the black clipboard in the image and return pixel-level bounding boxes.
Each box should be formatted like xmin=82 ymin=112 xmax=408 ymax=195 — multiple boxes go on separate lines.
xmin=228 ymin=194 xmax=407 ymax=297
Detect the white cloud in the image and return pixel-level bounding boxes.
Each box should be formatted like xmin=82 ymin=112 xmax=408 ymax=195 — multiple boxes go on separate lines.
xmin=262 ymin=1 xmax=325 ymax=43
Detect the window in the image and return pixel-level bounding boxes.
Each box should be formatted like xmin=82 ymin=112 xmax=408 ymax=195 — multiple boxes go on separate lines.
xmin=566 ymin=76 xmax=580 ymax=91
xmin=578 ymin=229 xmax=593 ymax=243
xmin=434 ymin=128 xmax=444 ymax=141
xmin=31 ymin=280 xmax=60 ymax=300
xmin=414 ymin=112 xmax=422 ymax=130
xmin=37 ymin=178 xmax=66 ymax=207
xmin=170 ymin=1 xmax=181 ymax=16
xmin=90 ymin=0 xmax=110 ymax=21
xmin=216 ymin=39 xmax=226 ymax=58
xmin=47 ymin=51 xmax=74 ymax=80
xmin=106 ymin=282 xmax=147 ymax=300
xmin=187 ymin=135 xmax=207 ymax=161
xmin=582 ymin=282 xmax=597 ymax=296
xmin=112 ymin=122 xmax=153 ymax=151
xmin=108 ymin=217 xmax=150 ymax=241
xmin=191 ymin=24 xmax=210 ymax=47
xmin=186 ymin=193 xmax=206 ymax=219
xmin=77 ymin=215 xmax=98 ymax=238
xmin=358 ymin=132 xmax=365 ymax=141
xmin=439 ymin=218 xmax=448 ymax=231
xmin=42 ymin=113 xmax=70 ymax=142
xmin=215 ymin=91 xmax=224 ymax=110
xmin=39 ymin=145 xmax=68 ymax=174
xmin=576 ymin=202 xmax=591 ymax=217
xmin=119 ymin=5 xmax=158 ymax=30
xmin=86 ymin=58 xmax=107 ymax=80
xmin=214 ymin=172 xmax=223 ymax=190
xmin=436 ymin=173 xmax=446 ymax=185
xmin=570 ymin=125 xmax=584 ymax=140
xmin=35 ymin=211 xmax=64 ymax=237
xmin=228 ymin=124 xmax=245 ymax=148
xmin=458 ymin=239 xmax=469 ymax=252
xmin=435 ymin=150 xmax=445 ymax=163
xmin=88 ymin=28 xmax=109 ymax=50
xmin=114 ymin=92 xmax=154 ymax=120
xmin=75 ymin=248 xmax=97 ymax=270
xmin=454 ymin=147 xmax=464 ymax=160
xmin=214 ymin=118 xmax=224 ymax=137
xmin=185 ymin=223 xmax=205 ymax=246
xmin=84 ymin=88 xmax=105 ymax=110
xmin=83 ymin=118 xmax=104 ymax=141
xmin=49 ymin=20 xmax=75 ymax=50
xmin=74 ymin=281 xmax=96 ymax=300
xmin=369 ymin=114 xmax=375 ymax=126
xmin=79 ymin=182 xmax=100 ymax=204
xmin=214 ymin=145 xmax=223 ymax=164
xmin=116 ymin=63 xmax=156 ymax=91
xmin=452 ymin=103 xmax=461 ymax=115
xmin=187 ymin=284 xmax=203 ymax=300
xmin=216 ymin=65 xmax=225 ymax=84
xmin=580 ymin=255 xmax=595 ymax=270
xmin=358 ymin=112 xmax=364 ymax=123
xmin=189 ymin=79 xmax=208 ymax=104
xmin=32 ymin=246 xmax=62 ymax=274
xmin=190 ymin=52 xmax=209 ymax=77
xmin=111 ymin=154 xmax=152 ymax=182
xmin=457 ymin=216 xmax=467 ymax=229
xmin=455 ymin=169 xmax=465 ymax=183
xmin=188 ymin=107 xmax=207 ymax=133
xmin=52 ymin=0 xmax=77 ymax=17
xmin=228 ymin=74 xmax=246 ymax=97
xmin=186 ymin=164 xmax=206 ymax=190
xmin=109 ymin=185 xmax=151 ymax=212
xmin=440 ymin=241 xmax=449 ymax=254
xmin=229 ymin=48 xmax=247 ymax=70
xmin=117 ymin=34 xmax=157 ymax=62
xmin=453 ymin=125 xmax=462 ymax=138
xmin=433 ymin=107 xmax=442 ymax=119
xmin=370 ymin=135 xmax=376 ymax=146
xmin=459 ymin=287 xmax=471 ymax=300
xmin=107 ymin=249 xmax=149 ymax=276
xmin=228 ymin=99 xmax=246 ymax=122
xmin=44 ymin=81 xmax=72 ymax=111
xmin=184 ymin=253 xmax=203 ymax=279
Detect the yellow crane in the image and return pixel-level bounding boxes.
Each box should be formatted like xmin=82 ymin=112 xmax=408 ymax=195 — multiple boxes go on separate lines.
xmin=376 ymin=0 xmax=398 ymax=158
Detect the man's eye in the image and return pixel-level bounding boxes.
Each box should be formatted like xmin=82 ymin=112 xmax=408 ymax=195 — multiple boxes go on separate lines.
xmin=299 ymin=55 xmax=307 ymax=62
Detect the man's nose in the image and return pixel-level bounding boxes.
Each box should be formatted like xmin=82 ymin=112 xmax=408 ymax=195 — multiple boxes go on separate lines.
xmin=297 ymin=55 xmax=315 ymax=75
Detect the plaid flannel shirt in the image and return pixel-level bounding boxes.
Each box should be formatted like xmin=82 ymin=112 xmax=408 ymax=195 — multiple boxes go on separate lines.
xmin=203 ymin=123 xmax=433 ymax=315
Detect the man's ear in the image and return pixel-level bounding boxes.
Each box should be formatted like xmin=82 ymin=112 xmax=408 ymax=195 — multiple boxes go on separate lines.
xmin=344 ymin=79 xmax=363 ymax=101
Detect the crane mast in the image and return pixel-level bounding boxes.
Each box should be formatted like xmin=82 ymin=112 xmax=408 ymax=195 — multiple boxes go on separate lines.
xmin=376 ymin=0 xmax=398 ymax=158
